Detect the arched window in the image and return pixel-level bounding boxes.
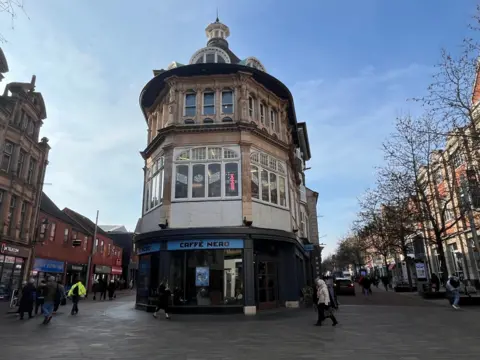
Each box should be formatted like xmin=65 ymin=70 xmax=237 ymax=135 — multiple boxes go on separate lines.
xmin=173 ymin=146 xmax=241 ymax=200
xmin=250 ymin=151 xmax=287 ymax=208
xmin=190 ymin=47 xmax=231 ymax=64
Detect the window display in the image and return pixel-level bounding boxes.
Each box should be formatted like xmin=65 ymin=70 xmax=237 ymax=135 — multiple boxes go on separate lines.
xmin=169 ymin=249 xmax=243 ymax=306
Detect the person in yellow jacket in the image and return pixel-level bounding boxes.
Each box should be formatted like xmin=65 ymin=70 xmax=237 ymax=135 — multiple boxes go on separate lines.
xmin=67 ymin=277 xmax=86 ymax=316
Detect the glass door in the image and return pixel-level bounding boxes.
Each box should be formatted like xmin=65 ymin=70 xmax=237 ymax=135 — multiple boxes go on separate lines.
xmin=257 ymin=261 xmax=278 ymax=310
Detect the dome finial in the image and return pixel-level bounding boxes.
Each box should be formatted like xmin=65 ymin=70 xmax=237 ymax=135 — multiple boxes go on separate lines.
xmin=216 ymin=8 xmax=219 ymax=22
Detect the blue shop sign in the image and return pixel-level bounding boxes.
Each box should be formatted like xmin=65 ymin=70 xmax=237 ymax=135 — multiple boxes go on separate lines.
xmin=137 ymin=243 xmax=161 ymax=255
xmin=304 ymin=244 xmax=314 ymax=251
xmin=167 ymin=239 xmax=244 ymax=251
xmin=33 ymin=258 xmax=65 ymax=273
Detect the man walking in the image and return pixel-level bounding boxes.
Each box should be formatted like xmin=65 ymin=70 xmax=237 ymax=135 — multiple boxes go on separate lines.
xmin=67 ymin=277 xmax=86 ymax=315
xmin=42 ymin=276 xmax=58 ymax=325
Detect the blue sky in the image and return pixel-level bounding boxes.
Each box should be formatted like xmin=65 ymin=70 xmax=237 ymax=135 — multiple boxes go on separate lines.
xmin=0 ymin=0 xmax=477 ymax=255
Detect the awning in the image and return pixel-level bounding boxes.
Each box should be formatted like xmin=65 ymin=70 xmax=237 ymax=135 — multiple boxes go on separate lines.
xmin=388 ymin=264 xmax=396 ymax=270
xmin=111 ymin=266 xmax=123 ymax=275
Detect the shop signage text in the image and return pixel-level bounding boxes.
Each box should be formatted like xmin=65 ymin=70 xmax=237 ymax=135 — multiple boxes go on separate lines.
xmin=67 ymin=264 xmax=86 ymax=272
xmin=1 ymin=243 xmax=29 ymax=258
xmin=167 ymin=239 xmax=244 ymax=251
xmin=33 ymin=258 xmax=65 ymax=273
xmin=95 ymin=265 xmax=112 ymax=274
xmin=137 ymin=243 xmax=161 ymax=255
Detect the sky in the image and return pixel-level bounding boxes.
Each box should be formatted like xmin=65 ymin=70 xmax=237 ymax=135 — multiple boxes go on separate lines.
xmin=0 ymin=0 xmax=478 ymax=255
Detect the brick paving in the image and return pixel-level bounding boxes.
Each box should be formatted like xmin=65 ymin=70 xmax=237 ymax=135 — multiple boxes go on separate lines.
xmin=2 ymin=291 xmax=480 ymax=359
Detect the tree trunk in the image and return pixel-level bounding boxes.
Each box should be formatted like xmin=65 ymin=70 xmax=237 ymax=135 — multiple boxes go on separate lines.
xmin=434 ymin=233 xmax=449 ymax=285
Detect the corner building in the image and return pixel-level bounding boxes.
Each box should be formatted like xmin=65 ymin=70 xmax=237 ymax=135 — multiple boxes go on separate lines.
xmin=135 ymin=19 xmax=315 ymax=315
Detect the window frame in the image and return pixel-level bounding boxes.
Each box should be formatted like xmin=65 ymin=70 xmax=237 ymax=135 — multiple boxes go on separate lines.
xmin=64 ymin=227 xmax=69 ymax=243
xmin=1 ymin=141 xmax=14 ymax=173
xmin=27 ymin=158 xmax=37 ymax=184
xmin=172 ymin=146 xmax=242 ymax=202
xmin=49 ymin=222 xmax=56 ymax=242
xmin=259 ymin=103 xmax=265 ymax=125
xmin=248 ymin=95 xmax=255 ymax=118
xmin=202 ymin=90 xmax=216 ymax=116
xmin=270 ymin=109 xmax=279 ymax=132
xmin=144 ymin=156 xmax=165 ymax=214
xmin=83 ymin=235 xmax=88 ymax=251
xmin=7 ymin=195 xmax=17 ymax=236
xmin=19 ymin=201 xmax=27 ymax=239
xmin=221 ymin=90 xmax=234 ymax=114
xmin=250 ymin=150 xmax=288 ymax=209
xmin=184 ymin=92 xmax=197 ymax=117
xmin=17 ymin=150 xmax=26 ymax=178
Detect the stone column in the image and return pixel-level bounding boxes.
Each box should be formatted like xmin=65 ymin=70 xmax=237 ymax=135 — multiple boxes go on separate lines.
xmin=243 ymin=237 xmax=256 ymax=315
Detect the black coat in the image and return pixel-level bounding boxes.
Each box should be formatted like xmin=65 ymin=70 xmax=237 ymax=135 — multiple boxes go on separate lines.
xmin=19 ymin=284 xmax=35 ymax=312
xmin=157 ymin=285 xmax=171 ymax=309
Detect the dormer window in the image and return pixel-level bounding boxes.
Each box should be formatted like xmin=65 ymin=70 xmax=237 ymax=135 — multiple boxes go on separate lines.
xmin=190 ymin=47 xmax=231 ymax=65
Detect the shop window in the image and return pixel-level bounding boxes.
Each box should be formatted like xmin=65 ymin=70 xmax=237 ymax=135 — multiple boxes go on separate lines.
xmin=169 ymin=249 xmax=244 ymax=306
xmin=1 ymin=141 xmax=14 ymax=172
xmin=250 ymin=151 xmax=288 ymax=208
xmin=173 ymin=146 xmax=241 ymax=200
xmin=144 ymin=156 xmax=165 ymax=213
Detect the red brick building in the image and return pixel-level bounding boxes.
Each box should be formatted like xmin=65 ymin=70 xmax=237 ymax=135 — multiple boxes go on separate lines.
xmin=31 ymin=193 xmax=122 ymax=291
xmin=63 ymin=208 xmax=123 ymax=290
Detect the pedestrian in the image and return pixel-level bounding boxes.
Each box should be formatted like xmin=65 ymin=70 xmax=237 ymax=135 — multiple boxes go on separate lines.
xmin=67 ymin=277 xmax=86 ymax=315
xmin=381 ymin=276 xmax=389 ymax=291
xmin=107 ymin=280 xmax=116 ymax=300
xmin=42 ymin=276 xmax=58 ymax=325
xmin=446 ymin=276 xmax=461 ymax=310
xmin=18 ymin=278 xmax=36 ymax=320
xmin=53 ymin=280 xmax=66 ymax=314
xmin=431 ymin=273 xmax=440 ymax=292
xmin=362 ymin=277 xmax=372 ymax=296
xmin=100 ymin=279 xmax=107 ymax=301
xmin=92 ymin=279 xmax=99 ymax=300
xmin=129 ymin=279 xmax=134 ymax=290
xmin=315 ymin=278 xmax=338 ymax=326
xmin=153 ymin=282 xmax=171 ymax=320
xmin=35 ymin=279 xmax=46 ymax=315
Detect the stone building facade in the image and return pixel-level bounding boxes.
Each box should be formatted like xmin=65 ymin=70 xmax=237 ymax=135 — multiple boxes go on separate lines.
xmin=134 ymin=19 xmax=317 ymax=315
xmin=0 ymin=48 xmax=50 ymax=303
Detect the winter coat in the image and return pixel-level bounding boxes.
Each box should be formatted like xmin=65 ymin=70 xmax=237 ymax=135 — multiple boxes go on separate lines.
xmin=316 ymin=279 xmax=330 ymax=306
xmin=43 ymin=280 xmax=58 ymax=303
xmin=68 ymin=282 xmax=87 ymax=297
xmin=19 ymin=283 xmax=35 ymax=312
xmin=157 ymin=284 xmax=171 ymax=309
xmin=446 ymin=277 xmax=460 ymax=292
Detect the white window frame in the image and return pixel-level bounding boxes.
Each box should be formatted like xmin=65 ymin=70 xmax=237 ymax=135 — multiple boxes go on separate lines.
xmin=144 ymin=156 xmax=165 ymax=214
xmin=221 ymin=90 xmax=234 ymax=114
xmin=184 ymin=92 xmax=197 ymax=117
xmin=250 ymin=150 xmax=288 ymax=209
xmin=203 ymin=91 xmax=216 ymax=116
xmin=172 ymin=146 xmax=242 ymax=202
xmin=259 ymin=103 xmax=265 ymax=125
xmin=270 ymin=109 xmax=279 ymax=132
xmin=248 ymin=95 xmax=255 ymax=118
xmin=189 ymin=47 xmax=231 ymax=65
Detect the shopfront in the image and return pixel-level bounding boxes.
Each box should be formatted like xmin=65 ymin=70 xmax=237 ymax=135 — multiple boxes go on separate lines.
xmin=135 ymin=228 xmax=309 ymax=315
xmin=111 ymin=266 xmax=123 ymax=281
xmin=65 ymin=263 xmax=87 ymax=289
xmin=32 ymin=258 xmax=65 ymax=286
xmin=0 ymin=243 xmax=29 ymax=302
xmin=94 ymin=265 xmax=111 ymax=282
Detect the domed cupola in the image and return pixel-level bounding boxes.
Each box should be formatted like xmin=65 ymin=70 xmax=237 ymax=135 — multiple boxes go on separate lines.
xmin=189 ymin=17 xmax=240 ymax=65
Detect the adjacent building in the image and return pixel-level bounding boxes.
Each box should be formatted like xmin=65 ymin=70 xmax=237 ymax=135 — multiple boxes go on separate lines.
xmin=134 ymin=18 xmax=317 ymax=315
xmin=0 ymin=48 xmax=50 ymax=303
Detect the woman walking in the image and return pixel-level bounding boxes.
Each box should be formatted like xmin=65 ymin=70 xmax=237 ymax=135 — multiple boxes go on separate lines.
xmin=153 ymin=283 xmax=171 ymax=320
xmin=18 ymin=279 xmax=35 ymax=320
xmin=315 ymin=278 xmax=338 ymax=327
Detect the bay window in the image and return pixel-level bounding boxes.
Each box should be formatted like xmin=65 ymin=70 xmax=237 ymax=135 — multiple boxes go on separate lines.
xmin=251 ymin=151 xmax=288 ymax=208
xmin=144 ymin=156 xmax=165 ymax=213
xmin=222 ymin=90 xmax=234 ymax=114
xmin=173 ymin=146 xmax=241 ymax=200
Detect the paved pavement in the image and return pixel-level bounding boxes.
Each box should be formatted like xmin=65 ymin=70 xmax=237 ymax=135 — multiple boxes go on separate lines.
xmin=2 ymin=290 xmax=480 ymax=359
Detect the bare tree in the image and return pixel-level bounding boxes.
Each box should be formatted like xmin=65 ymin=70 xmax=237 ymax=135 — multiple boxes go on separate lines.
xmin=1 ymin=0 xmax=26 ymax=43
xmin=383 ymin=115 xmax=465 ymax=283
xmin=335 ymin=234 xmax=368 ymax=275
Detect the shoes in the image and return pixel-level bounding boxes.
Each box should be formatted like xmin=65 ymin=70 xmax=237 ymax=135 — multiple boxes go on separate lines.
xmin=332 ymin=322 xmax=338 ymax=326
xmin=452 ymin=304 xmax=460 ymax=310
xmin=153 ymin=312 xmax=157 ymax=318
xmin=166 ymin=315 xmax=171 ymax=320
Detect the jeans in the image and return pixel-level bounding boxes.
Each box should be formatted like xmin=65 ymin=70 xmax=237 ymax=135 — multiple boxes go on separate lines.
xmin=71 ymin=296 xmax=79 ymax=314
xmin=35 ymin=298 xmax=44 ymax=315
xmin=452 ymin=290 xmax=460 ymax=306
xmin=42 ymin=302 xmax=54 ymax=318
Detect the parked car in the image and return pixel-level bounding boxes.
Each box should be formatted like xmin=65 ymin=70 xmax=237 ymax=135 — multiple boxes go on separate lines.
xmin=334 ymin=278 xmax=355 ymax=296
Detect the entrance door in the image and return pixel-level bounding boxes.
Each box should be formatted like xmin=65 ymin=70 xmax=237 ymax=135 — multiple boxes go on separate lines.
xmin=257 ymin=261 xmax=278 ymax=310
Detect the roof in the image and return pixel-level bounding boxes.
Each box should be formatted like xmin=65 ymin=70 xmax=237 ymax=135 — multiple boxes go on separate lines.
xmin=99 ymin=225 xmax=129 ymax=233
xmin=0 ymin=47 xmax=8 ymax=74
xmin=139 ymin=63 xmax=300 ymax=147
xmin=63 ymin=208 xmax=110 ymax=238
xmin=40 ymin=193 xmax=80 ymax=229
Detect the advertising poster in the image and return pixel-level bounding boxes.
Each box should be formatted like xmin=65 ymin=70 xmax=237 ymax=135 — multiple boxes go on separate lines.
xmin=415 ymin=262 xmax=427 ymax=279
xmin=195 ymin=267 xmax=210 ymax=287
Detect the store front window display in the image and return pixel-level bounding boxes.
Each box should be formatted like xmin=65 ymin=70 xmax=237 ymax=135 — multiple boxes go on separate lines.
xmin=0 ymin=255 xmax=24 ymax=302
xmin=169 ymin=249 xmax=243 ymax=306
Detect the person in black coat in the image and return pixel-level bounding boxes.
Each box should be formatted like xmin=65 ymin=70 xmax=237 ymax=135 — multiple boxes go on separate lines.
xmin=107 ymin=280 xmax=116 ymax=300
xmin=19 ymin=279 xmax=36 ymax=320
xmin=153 ymin=283 xmax=171 ymax=320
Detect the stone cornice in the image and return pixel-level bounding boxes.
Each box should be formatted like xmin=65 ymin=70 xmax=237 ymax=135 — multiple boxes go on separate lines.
xmin=141 ymin=121 xmax=290 ymax=159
